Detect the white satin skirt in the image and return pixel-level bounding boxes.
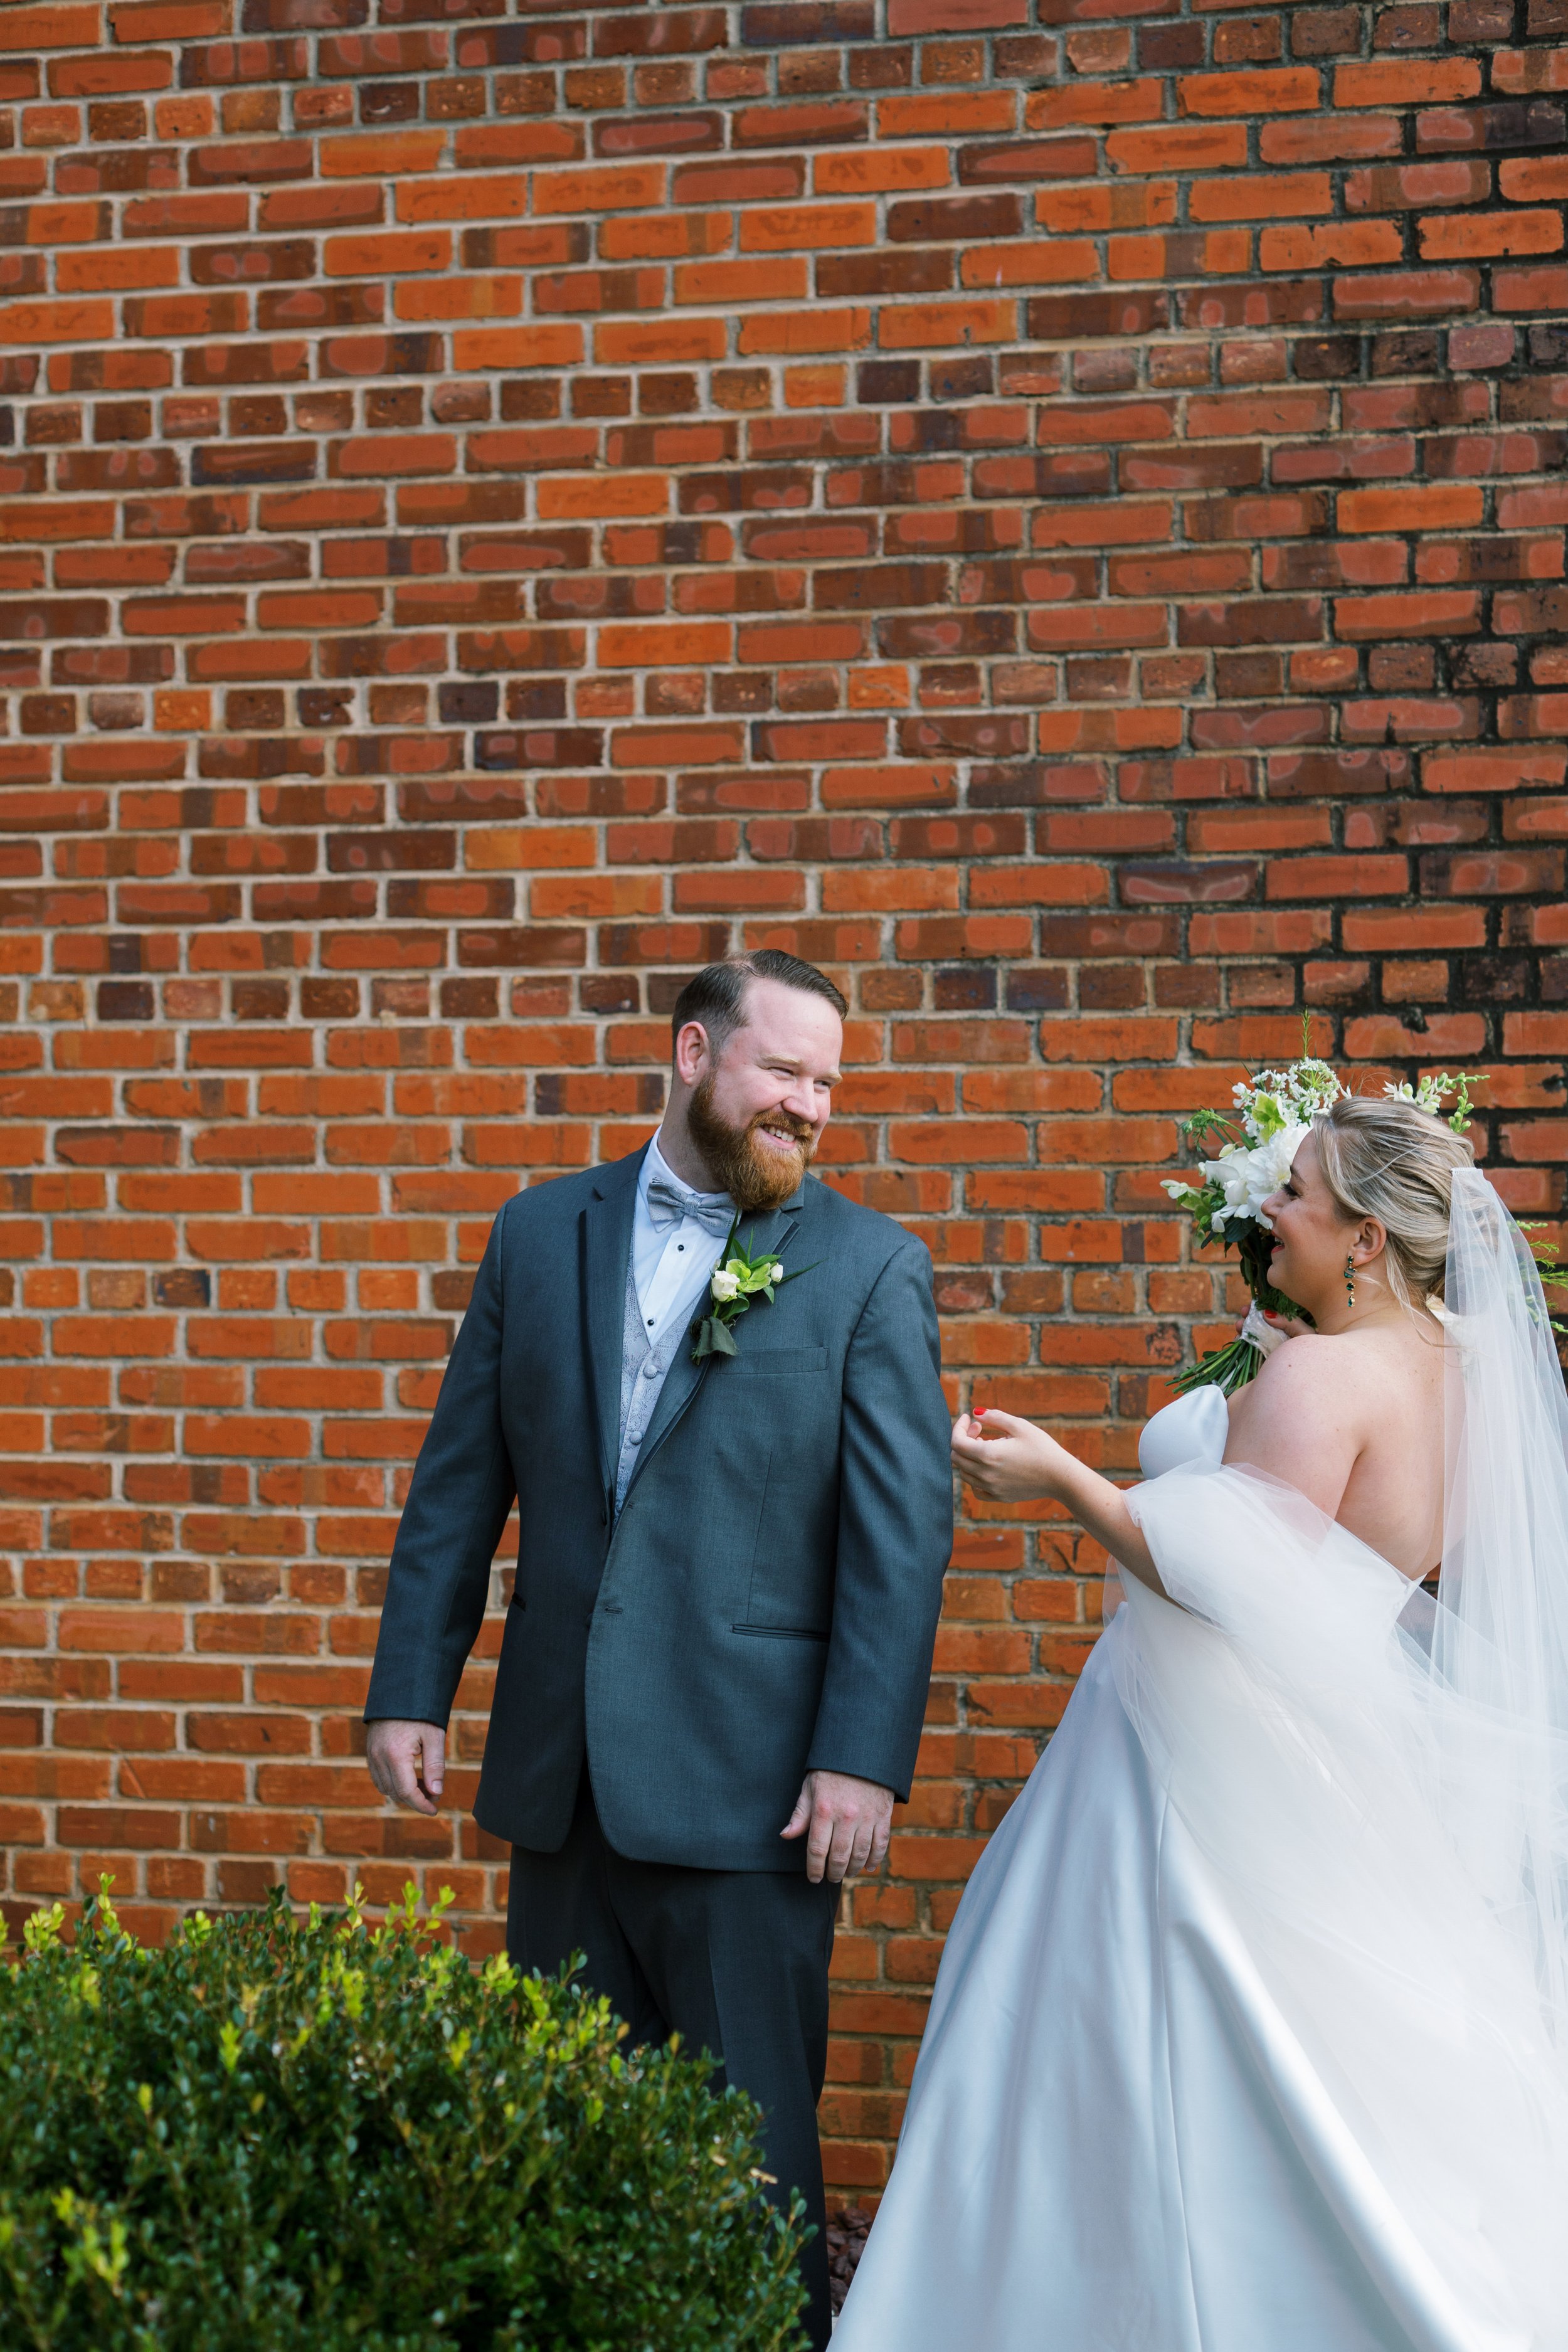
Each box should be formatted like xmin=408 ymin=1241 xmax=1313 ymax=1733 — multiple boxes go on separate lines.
xmin=835 ymin=1518 xmax=1568 ymax=2352
xmin=837 ymin=1630 xmax=1437 ymax=2351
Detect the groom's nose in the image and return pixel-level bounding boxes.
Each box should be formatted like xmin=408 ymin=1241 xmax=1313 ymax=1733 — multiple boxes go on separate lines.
xmin=779 ymin=1076 xmax=826 ymax=1131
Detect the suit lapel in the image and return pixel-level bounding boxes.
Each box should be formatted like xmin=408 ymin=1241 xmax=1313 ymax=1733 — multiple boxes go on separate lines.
xmin=580 ymin=1146 xmax=645 ymax=1510
xmin=622 ymin=1177 xmax=810 ymax=1505
xmin=730 ymin=1182 xmax=807 ymax=1273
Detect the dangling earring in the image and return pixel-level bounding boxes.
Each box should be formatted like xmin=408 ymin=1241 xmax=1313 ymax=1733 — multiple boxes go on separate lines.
xmin=1343 ymin=1253 xmax=1356 ymax=1308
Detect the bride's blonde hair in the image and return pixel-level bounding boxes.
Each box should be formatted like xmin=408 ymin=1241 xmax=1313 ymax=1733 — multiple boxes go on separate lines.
xmin=1310 ymin=1094 xmax=1475 ymax=1311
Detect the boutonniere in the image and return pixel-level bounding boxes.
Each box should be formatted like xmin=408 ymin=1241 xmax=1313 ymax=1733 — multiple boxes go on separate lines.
xmin=691 ymin=1222 xmax=818 ymax=1361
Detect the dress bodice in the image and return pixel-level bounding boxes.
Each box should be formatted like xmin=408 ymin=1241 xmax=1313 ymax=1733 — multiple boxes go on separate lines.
xmin=1137 ymin=1383 xmax=1228 ymax=1481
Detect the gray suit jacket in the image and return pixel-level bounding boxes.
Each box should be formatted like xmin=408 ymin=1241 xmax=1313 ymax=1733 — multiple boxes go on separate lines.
xmin=364 ymin=1147 xmax=954 ymax=1872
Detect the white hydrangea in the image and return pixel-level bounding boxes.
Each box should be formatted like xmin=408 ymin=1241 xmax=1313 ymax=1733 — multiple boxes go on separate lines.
xmin=1234 ymin=1059 xmax=1342 ymax=1145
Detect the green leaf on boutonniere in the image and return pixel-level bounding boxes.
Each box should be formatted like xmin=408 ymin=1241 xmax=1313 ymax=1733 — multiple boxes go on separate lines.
xmin=690 ymin=1221 xmax=820 ymax=1363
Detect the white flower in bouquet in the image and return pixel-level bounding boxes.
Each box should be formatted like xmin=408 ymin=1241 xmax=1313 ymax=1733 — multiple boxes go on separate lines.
xmin=1235 ymin=1057 xmax=1343 ymax=1142
xmin=709 ymin=1266 xmax=741 ymax=1303
xmin=1200 ymin=1122 xmax=1311 ymax=1234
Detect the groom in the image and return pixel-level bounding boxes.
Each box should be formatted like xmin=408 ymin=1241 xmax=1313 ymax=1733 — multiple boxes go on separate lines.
xmin=363 ymin=948 xmax=953 ymax=2346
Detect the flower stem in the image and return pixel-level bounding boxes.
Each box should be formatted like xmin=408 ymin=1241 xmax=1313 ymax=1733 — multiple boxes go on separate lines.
xmin=1168 ymin=1337 xmax=1264 ymax=1398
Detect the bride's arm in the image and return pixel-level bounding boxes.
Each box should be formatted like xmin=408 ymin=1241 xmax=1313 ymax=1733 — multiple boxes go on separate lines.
xmin=953 ymin=1343 xmax=1362 ymax=1604
xmin=950 ymin=1411 xmax=1165 ymax=1594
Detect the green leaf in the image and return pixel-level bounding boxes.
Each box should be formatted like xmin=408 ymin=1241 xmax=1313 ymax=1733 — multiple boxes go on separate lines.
xmin=691 ymin=1316 xmax=739 ymax=1360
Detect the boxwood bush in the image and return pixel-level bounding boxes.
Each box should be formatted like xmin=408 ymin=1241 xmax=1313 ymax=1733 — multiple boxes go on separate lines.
xmin=0 ymin=1882 xmax=808 ymax=2351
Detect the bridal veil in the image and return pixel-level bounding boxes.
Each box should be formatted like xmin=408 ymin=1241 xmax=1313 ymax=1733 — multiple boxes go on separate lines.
xmin=1439 ymin=1168 xmax=1568 ymax=2027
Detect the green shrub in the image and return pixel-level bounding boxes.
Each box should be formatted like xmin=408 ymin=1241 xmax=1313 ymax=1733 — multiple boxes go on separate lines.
xmin=0 ymin=1882 xmax=808 ymax=2351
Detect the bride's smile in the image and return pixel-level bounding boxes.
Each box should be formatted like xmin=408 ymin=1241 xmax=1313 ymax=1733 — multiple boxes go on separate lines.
xmin=1257 ymin=1129 xmax=1404 ymax=1338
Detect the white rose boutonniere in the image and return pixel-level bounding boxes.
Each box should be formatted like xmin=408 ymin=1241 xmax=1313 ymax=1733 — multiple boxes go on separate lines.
xmin=692 ymin=1226 xmax=815 ymax=1362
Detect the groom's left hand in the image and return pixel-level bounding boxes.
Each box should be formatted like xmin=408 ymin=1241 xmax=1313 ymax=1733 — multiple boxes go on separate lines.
xmin=781 ymin=1769 xmax=894 ymax=1883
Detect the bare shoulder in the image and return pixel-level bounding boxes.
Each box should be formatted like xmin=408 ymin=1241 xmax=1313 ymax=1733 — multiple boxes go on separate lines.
xmin=1226 ymin=1319 xmax=1443 ymax=1541
xmin=1227 ymin=1332 xmax=1364 ymax=1446
xmin=1231 ymin=1325 xmax=1428 ymax=1443
xmin=1224 ymin=1331 xmax=1375 ymax=1508
xmin=1244 ymin=1331 xmax=1348 ymax=1404
xmin=1257 ymin=1330 xmax=1338 ymax=1380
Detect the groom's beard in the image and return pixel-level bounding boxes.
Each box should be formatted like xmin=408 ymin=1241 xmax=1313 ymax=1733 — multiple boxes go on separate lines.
xmin=686 ymin=1079 xmax=815 ymax=1216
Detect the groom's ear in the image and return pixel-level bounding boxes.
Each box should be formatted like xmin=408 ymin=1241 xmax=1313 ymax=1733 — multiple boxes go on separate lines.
xmin=672 ymin=1019 xmax=712 ymax=1086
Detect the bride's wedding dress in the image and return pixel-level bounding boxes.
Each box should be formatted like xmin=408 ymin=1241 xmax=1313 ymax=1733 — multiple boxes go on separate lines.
xmin=835 ymin=1175 xmax=1568 ymax=2351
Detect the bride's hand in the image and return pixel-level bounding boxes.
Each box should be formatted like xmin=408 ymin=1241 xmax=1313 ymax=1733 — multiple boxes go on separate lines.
xmin=1261 ymin=1309 xmax=1313 ymax=1340
xmin=953 ymin=1407 xmax=1165 ymax=1593
xmin=951 ymin=1408 xmax=1073 ymax=1502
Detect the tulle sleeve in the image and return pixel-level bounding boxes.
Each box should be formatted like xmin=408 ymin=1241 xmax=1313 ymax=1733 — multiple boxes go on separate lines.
xmin=1127 ymin=1458 xmax=1410 ymax=1679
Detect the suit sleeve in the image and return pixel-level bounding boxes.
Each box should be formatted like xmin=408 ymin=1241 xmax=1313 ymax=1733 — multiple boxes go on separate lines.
xmin=363 ymin=1200 xmax=518 ymax=1729
xmin=805 ymin=1237 xmax=953 ymax=1799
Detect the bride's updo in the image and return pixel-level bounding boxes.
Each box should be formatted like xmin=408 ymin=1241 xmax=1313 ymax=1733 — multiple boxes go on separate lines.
xmin=1311 ymin=1093 xmax=1476 ymax=1311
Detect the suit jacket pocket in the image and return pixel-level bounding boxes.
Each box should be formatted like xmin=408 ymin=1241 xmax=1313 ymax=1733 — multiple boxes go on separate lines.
xmin=723 ymin=1345 xmax=828 ymax=1377
xmin=731 ymin=1622 xmax=829 ymax=1641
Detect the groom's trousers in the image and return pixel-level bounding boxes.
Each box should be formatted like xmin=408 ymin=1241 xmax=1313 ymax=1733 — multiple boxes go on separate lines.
xmin=506 ymin=1774 xmax=839 ymax=2351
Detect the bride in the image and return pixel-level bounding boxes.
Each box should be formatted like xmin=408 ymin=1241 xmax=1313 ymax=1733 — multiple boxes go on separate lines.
xmin=834 ymin=1094 xmax=1568 ymax=2351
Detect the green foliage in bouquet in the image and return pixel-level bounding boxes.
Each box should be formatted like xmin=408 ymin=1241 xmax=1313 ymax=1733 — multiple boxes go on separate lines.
xmin=0 ymin=1882 xmax=808 ymax=2352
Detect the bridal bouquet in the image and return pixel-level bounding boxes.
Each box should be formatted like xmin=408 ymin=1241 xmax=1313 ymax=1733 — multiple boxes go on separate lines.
xmin=1161 ymin=1047 xmax=1478 ymax=1395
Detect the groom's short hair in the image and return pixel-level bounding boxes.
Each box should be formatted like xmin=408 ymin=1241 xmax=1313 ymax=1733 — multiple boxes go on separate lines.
xmin=670 ymin=950 xmax=847 ymax=1060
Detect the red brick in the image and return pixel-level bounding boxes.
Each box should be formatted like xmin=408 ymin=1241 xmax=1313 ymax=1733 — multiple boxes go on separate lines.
xmin=1338 ymin=484 xmax=1484 ymax=533
xmin=1266 ymin=854 xmax=1409 ymax=899
xmin=1334 ymin=59 xmax=1481 ymax=107
xmin=1178 ymin=68 xmax=1318 ymax=116
xmin=0 ymin=4 xmax=100 ymax=50
xmin=1498 ymin=156 xmax=1568 ymax=203
xmin=1332 ymin=267 xmax=1480 ymax=319
xmin=1494 ymin=267 xmax=1568 ymax=314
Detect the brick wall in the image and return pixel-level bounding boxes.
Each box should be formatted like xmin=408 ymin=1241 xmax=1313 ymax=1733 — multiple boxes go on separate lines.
xmin=2 ymin=0 xmax=1565 ymax=2199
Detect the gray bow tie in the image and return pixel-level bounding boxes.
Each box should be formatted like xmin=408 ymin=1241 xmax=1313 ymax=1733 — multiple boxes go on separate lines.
xmin=647 ymin=1175 xmax=734 ymax=1239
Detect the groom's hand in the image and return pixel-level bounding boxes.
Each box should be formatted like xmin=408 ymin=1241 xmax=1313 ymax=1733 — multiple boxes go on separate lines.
xmin=366 ymin=1720 xmax=445 ymax=1816
xmin=781 ymin=1769 xmax=894 ymax=1883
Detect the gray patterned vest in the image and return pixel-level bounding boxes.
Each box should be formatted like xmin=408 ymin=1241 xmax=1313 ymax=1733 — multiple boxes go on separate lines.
xmin=615 ymin=1248 xmax=689 ymax=1512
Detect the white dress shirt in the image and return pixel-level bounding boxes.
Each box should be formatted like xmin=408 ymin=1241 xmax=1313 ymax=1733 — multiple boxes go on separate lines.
xmin=631 ymin=1133 xmax=734 ymax=1351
